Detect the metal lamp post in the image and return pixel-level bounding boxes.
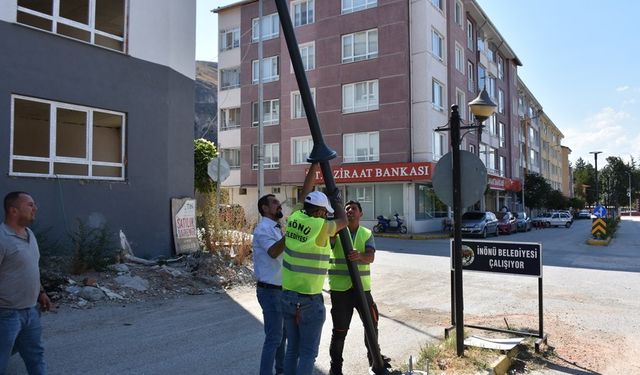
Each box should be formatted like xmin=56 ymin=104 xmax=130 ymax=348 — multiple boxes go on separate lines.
xmin=274 ymin=1 xmax=386 ymax=373
xmin=629 ymin=172 xmax=633 ymax=215
xmin=446 ymin=90 xmax=496 ymax=356
xmin=590 ymin=151 xmax=602 ymax=206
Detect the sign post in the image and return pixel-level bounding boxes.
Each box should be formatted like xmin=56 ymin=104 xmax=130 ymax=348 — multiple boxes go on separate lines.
xmin=445 ymin=239 xmax=548 ymax=352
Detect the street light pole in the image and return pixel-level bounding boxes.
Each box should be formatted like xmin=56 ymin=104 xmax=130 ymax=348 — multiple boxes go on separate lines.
xmin=590 ymin=151 xmax=602 ymax=206
xmin=629 ymin=172 xmax=633 ymax=216
xmin=440 ymin=89 xmax=495 ymax=357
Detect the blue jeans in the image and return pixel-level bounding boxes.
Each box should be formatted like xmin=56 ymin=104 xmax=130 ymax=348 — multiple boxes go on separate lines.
xmin=0 ymin=306 xmax=46 ymax=375
xmin=281 ymin=290 xmax=325 ymax=375
xmin=257 ymin=287 xmax=286 ymax=375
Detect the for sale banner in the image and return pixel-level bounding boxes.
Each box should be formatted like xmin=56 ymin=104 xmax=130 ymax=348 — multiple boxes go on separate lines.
xmin=171 ymin=198 xmax=199 ymax=254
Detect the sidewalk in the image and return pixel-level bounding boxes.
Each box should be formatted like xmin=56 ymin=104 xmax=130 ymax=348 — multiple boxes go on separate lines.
xmin=373 ymin=230 xmax=451 ymax=240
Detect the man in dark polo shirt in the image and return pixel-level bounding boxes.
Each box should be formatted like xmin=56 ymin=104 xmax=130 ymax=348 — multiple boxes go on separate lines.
xmin=0 ymin=191 xmax=51 ymax=375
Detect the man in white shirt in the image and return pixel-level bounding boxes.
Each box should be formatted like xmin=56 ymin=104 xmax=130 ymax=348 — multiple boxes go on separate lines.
xmin=252 ymin=194 xmax=286 ymax=375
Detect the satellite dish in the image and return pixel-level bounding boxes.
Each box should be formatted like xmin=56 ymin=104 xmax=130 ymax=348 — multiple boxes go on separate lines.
xmin=432 ymin=150 xmax=487 ymax=207
xmin=207 ymin=157 xmax=230 ymax=182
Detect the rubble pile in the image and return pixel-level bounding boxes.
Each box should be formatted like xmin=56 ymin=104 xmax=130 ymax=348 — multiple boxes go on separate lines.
xmin=40 ymin=251 xmax=256 ymax=309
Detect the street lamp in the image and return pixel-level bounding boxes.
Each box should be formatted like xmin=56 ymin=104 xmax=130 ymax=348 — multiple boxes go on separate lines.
xmin=629 ymin=172 xmax=633 ymax=216
xmin=590 ymin=151 xmax=602 ymax=206
xmin=438 ymin=88 xmax=496 ymax=356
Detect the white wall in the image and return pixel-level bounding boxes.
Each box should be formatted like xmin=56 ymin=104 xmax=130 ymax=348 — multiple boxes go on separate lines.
xmin=0 ymin=1 xmax=16 ymax=22
xmin=128 ymin=0 xmax=196 ymax=80
xmin=410 ymin=0 xmax=448 ymax=163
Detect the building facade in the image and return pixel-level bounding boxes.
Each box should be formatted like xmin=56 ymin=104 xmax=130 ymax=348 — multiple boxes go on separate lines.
xmin=1 ymin=0 xmax=196 ymax=257
xmin=216 ymin=0 xmax=567 ymax=231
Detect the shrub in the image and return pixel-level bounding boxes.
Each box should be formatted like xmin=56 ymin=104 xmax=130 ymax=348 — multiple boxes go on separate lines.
xmin=70 ymin=220 xmax=118 ymax=274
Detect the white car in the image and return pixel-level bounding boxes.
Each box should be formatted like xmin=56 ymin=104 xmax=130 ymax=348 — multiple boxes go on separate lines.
xmin=544 ymin=212 xmax=573 ymax=228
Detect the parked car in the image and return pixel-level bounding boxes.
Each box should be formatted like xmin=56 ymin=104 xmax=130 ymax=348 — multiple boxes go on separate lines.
xmin=496 ymin=211 xmax=518 ymax=235
xmin=531 ymin=212 xmax=552 ymax=228
xmin=577 ymin=209 xmax=591 ymax=219
xmin=515 ymin=211 xmax=532 ymax=232
xmin=461 ymin=211 xmax=499 ymax=238
xmin=538 ymin=212 xmax=573 ymax=228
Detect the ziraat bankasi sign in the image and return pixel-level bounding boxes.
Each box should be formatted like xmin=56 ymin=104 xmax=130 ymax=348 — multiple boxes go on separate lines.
xmin=312 ymin=162 xmax=434 ymax=184
xmin=451 ymin=239 xmax=542 ymax=277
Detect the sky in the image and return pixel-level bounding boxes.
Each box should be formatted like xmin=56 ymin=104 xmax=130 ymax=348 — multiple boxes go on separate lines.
xmin=197 ymin=0 xmax=640 ymax=167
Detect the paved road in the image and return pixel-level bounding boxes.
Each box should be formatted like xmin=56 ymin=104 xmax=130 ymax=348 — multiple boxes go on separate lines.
xmin=8 ymin=218 xmax=640 ymax=374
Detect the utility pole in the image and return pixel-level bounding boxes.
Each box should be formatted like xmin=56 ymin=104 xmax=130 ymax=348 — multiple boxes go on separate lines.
xmin=590 ymin=151 xmax=602 ymax=206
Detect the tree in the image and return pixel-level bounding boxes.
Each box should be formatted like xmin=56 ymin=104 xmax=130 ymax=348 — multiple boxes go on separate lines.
xmin=546 ymin=190 xmax=568 ymax=210
xmin=573 ymin=158 xmax=596 ymax=205
xmin=600 ymin=156 xmax=633 ymax=207
xmin=524 ymin=172 xmax=552 ymax=209
xmin=193 ymin=138 xmax=217 ymax=193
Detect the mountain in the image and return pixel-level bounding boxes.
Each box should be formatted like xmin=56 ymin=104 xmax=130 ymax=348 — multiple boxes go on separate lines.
xmin=195 ymin=61 xmax=218 ymax=143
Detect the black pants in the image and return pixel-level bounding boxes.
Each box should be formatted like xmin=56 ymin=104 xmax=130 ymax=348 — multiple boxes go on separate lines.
xmin=329 ymin=288 xmax=380 ymax=374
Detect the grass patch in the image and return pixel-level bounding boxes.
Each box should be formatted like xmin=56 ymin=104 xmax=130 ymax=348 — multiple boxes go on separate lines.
xmin=412 ymin=332 xmax=500 ymax=374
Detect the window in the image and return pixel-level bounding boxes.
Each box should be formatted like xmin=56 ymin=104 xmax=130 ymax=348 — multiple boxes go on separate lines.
xmin=252 ymin=99 xmax=280 ymax=126
xmin=299 ymin=42 xmax=315 ymax=71
xmin=220 ymin=108 xmax=241 ymax=130
xmin=343 ymin=132 xmax=379 ymax=163
xmin=454 ymin=44 xmax=464 ymax=72
xmin=11 ymin=95 xmax=125 ymax=180
xmin=341 ymin=0 xmax=377 ymax=14
xmin=292 ymin=0 xmax=314 ymax=27
xmin=498 ymin=122 xmax=506 ymax=147
xmin=433 ymin=132 xmax=446 ymax=159
xmin=291 ymin=89 xmax=316 ymax=119
xmin=431 ymin=29 xmax=444 ymax=61
xmin=342 ymin=29 xmax=378 ymax=63
xmin=466 ymin=20 xmax=474 ymax=50
xmin=488 ymin=147 xmax=497 ymax=170
xmin=220 ymin=67 xmax=240 ymax=90
xmin=487 ymin=74 xmax=496 ymax=99
xmin=498 ymin=89 xmax=505 ymax=114
xmin=479 ymin=144 xmax=487 ymax=166
xmin=252 ymin=143 xmax=280 ymax=169
xmin=454 ymin=1 xmax=463 ymax=26
xmin=499 ymin=156 xmax=506 ymax=176
xmin=252 ymin=13 xmax=279 ymax=41
xmin=17 ymin=0 xmax=126 ymax=51
xmin=467 ymin=61 xmax=474 ymax=92
xmin=488 ymin=114 xmax=497 ymax=135
xmin=252 ymin=56 xmax=279 ymax=83
xmin=431 ymin=0 xmax=443 ymax=11
xmin=477 ymin=64 xmax=486 ymax=91
xmin=497 ymin=56 xmax=504 ymax=80
xmin=292 ymin=136 xmax=313 ymax=164
xmin=432 ymin=79 xmax=444 ymax=111
xmin=342 ymin=80 xmax=379 ymax=113
xmin=469 ymin=144 xmax=476 ymax=154
xmin=456 ymin=89 xmax=466 ymax=120
xmin=221 ymin=148 xmax=240 ymax=169
xmin=219 ymin=27 xmax=240 ymax=51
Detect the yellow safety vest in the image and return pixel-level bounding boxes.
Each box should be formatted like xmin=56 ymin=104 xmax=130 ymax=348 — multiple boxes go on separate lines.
xmin=328 ymin=226 xmax=372 ymax=292
xmin=282 ymin=210 xmax=331 ymax=295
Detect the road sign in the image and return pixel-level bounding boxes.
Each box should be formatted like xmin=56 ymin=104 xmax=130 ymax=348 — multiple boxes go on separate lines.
xmin=433 ymin=150 xmax=487 ymax=207
xmin=592 ymin=218 xmax=607 ymax=236
xmin=207 ymin=157 xmax=230 ymax=182
xmin=451 ymin=239 xmax=542 ymax=277
xmin=593 ymin=205 xmax=607 ymax=218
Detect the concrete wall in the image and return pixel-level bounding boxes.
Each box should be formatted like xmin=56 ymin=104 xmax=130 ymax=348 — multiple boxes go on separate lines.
xmin=0 ymin=21 xmax=194 ymax=257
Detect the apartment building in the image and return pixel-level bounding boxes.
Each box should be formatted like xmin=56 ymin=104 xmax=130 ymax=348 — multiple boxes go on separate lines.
xmin=539 ymin=113 xmax=564 ymax=192
xmin=216 ymin=0 xmax=563 ymax=231
xmin=1 ymin=1 xmax=196 ymax=257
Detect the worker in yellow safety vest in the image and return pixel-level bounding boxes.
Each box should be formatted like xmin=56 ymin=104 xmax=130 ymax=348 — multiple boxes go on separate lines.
xmin=328 ymin=200 xmax=390 ymax=375
xmin=281 ymin=162 xmax=347 ymax=375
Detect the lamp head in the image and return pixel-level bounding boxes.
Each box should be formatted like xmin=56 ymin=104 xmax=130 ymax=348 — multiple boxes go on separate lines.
xmin=469 ymin=87 xmax=497 ymax=123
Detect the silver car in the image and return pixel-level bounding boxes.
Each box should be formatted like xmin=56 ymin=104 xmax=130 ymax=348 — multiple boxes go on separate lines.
xmin=461 ymin=211 xmax=499 ymax=238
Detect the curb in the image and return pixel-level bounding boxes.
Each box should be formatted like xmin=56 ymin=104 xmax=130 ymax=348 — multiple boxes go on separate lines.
xmin=586 ymin=237 xmax=611 ymax=246
xmin=373 ymin=233 xmax=451 ymax=240
xmin=489 ymin=346 xmax=520 ymax=375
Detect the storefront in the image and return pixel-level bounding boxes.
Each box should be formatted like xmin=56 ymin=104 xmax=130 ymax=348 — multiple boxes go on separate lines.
xmin=312 ymin=161 xmax=446 ymax=233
